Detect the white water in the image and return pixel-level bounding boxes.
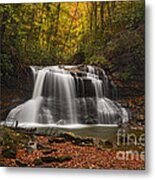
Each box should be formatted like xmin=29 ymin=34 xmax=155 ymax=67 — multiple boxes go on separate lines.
xmin=32 ymin=70 xmax=47 ymax=98
xmin=5 ymin=65 xmax=129 ymax=126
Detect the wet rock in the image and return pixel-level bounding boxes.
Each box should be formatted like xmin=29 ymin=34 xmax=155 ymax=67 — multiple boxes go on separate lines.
xmin=58 ymin=155 xmax=72 ymax=162
xmin=27 ymin=147 xmax=34 ymax=154
xmin=136 ymin=114 xmax=145 ymax=126
xmin=104 ymin=140 xmax=113 ymax=148
xmin=41 ymin=155 xmax=72 ymax=163
xmin=59 ymin=132 xmax=94 ymax=146
xmin=117 ymin=100 xmax=128 ymax=108
xmin=2 ymin=148 xmax=16 ymax=159
xmin=26 ymin=141 xmax=37 ymax=153
xmin=72 ymin=137 xmax=94 ymax=146
xmin=98 ymin=139 xmax=113 ymax=148
xmin=28 ymin=141 xmax=37 ymax=149
xmin=0 ymin=163 xmax=5 ymax=167
xmin=16 ymin=159 xmax=27 ymax=167
xmin=33 ymin=158 xmax=42 ymax=166
xmin=59 ymin=132 xmax=76 ymax=142
xmin=85 ymin=119 xmax=98 ymax=124
xmin=37 ymin=143 xmax=51 ymax=150
xmin=42 ymin=149 xmax=57 ymax=155
xmin=0 ymin=137 xmax=3 ymax=146
xmin=48 ymin=137 xmax=66 ymax=144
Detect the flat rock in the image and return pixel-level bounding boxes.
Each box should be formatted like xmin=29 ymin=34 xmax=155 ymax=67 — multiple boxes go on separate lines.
xmin=33 ymin=158 xmax=43 ymax=166
xmin=16 ymin=159 xmax=27 ymax=167
xmin=42 ymin=149 xmax=57 ymax=155
xmin=48 ymin=138 xmax=66 ymax=144
xmin=2 ymin=148 xmax=16 ymax=159
xmin=37 ymin=143 xmax=51 ymax=150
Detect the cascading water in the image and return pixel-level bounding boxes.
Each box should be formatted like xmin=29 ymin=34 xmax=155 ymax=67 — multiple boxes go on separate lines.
xmin=5 ymin=65 xmax=129 ymax=127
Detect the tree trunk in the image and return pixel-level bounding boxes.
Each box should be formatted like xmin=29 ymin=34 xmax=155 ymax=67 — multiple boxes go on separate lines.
xmin=0 ymin=12 xmax=7 ymax=54
xmin=63 ymin=3 xmax=78 ymax=54
xmin=89 ymin=4 xmax=93 ymax=32
xmin=107 ymin=2 xmax=112 ymax=31
xmin=54 ymin=3 xmax=61 ymax=37
xmin=100 ymin=2 xmax=104 ymax=32
xmin=94 ymin=2 xmax=98 ymax=33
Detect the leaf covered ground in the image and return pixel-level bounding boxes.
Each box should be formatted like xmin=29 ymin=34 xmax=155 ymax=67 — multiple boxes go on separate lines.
xmin=0 ymin=126 xmax=144 ymax=170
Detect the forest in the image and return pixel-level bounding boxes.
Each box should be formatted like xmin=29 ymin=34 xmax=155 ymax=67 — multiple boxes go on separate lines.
xmin=0 ymin=0 xmax=145 ymax=120
xmin=0 ymin=1 xmax=144 ymax=79
xmin=0 ymin=1 xmax=145 ymax=169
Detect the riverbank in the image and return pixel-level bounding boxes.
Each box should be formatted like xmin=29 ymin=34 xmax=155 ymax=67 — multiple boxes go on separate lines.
xmin=0 ymin=125 xmax=144 ymax=169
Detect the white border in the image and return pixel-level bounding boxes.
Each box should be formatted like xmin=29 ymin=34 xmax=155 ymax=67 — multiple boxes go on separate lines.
xmin=0 ymin=0 xmax=155 ymax=179
xmin=0 ymin=0 xmax=141 ymax=4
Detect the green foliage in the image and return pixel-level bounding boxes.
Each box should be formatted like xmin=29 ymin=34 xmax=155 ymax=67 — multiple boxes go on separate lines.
xmin=86 ymin=55 xmax=107 ymax=65
xmin=120 ymin=66 xmax=132 ymax=81
xmin=24 ymin=44 xmax=58 ymax=65
xmin=80 ymin=1 xmax=145 ymax=81
xmin=0 ymin=1 xmax=144 ymax=83
xmin=0 ymin=53 xmax=13 ymax=79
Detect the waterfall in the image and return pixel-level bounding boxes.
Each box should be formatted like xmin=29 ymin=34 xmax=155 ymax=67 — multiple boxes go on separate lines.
xmin=32 ymin=70 xmax=47 ymax=98
xmin=5 ymin=65 xmax=129 ymax=127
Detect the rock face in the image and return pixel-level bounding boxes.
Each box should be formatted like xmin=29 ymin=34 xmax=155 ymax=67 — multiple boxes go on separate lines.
xmin=5 ymin=65 xmax=129 ymax=126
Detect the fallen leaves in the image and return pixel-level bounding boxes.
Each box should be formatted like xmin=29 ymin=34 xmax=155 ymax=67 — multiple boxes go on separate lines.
xmin=0 ymin=128 xmax=145 ymax=170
